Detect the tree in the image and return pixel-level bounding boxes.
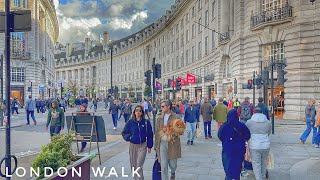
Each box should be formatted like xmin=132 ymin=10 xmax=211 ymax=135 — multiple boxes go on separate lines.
xmin=66 ymin=80 xmax=78 ymax=97
xmin=144 ymin=85 xmax=152 ymax=97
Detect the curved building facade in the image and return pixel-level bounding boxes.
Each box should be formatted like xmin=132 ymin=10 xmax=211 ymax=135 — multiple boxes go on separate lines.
xmin=55 ymin=0 xmax=320 ymax=120
xmin=0 ymin=0 xmax=59 ymax=104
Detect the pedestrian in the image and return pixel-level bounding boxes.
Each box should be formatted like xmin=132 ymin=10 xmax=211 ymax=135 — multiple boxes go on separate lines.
xmin=210 ymin=98 xmax=217 ymax=108
xmin=77 ymin=103 xmax=91 ymax=152
xmin=184 ymin=100 xmax=200 ymax=145
xmin=314 ymin=102 xmax=320 ymax=148
xmin=25 ymin=95 xmax=37 ymax=125
xmin=218 ymin=109 xmax=251 ymax=180
xmin=121 ymin=105 xmax=153 ymax=180
xmin=227 ymin=99 xmax=233 ymax=110
xmin=90 ymin=98 xmax=98 ymax=112
xmin=11 ymin=97 xmax=21 ymax=115
xmin=75 ymin=97 xmax=81 ymax=111
xmin=83 ymin=97 xmax=89 ymax=106
xmin=300 ymin=98 xmax=317 ymax=146
xmin=238 ymin=96 xmax=254 ymax=124
xmin=178 ymin=100 xmax=185 ymax=120
xmin=213 ymin=98 xmax=229 ymax=130
xmin=143 ymin=98 xmax=150 ymax=121
xmin=233 ymin=98 xmax=240 ymax=110
xmin=59 ymin=97 xmax=66 ymax=112
xmin=154 ymin=100 xmax=181 ymax=180
xmin=256 ymin=97 xmax=270 ymax=120
xmin=109 ymin=99 xmax=120 ymax=130
xmin=223 ymin=98 xmax=228 ymax=106
xmin=121 ymin=98 xmax=133 ymax=123
xmin=246 ymin=107 xmax=271 ymax=180
xmin=46 ymin=100 xmax=65 ymax=137
xmin=36 ymin=98 xmax=41 ymax=113
xmin=200 ymin=97 xmax=213 ymax=139
xmin=172 ymin=101 xmax=181 ymax=115
xmin=104 ymin=97 xmax=109 ymax=109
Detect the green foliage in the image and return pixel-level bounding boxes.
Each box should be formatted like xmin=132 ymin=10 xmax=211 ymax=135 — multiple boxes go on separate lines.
xmin=69 ymin=96 xmax=76 ymax=106
xmin=32 ymin=133 xmax=76 ymax=179
xmin=144 ymin=85 xmax=152 ymax=97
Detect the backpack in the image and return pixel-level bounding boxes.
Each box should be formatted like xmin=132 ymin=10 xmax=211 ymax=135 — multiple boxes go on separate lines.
xmin=240 ymin=103 xmax=252 ymax=120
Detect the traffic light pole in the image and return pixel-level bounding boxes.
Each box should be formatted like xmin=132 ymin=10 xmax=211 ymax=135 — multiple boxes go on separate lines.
xmin=172 ymin=75 xmax=175 ymax=100
xmin=271 ymin=58 xmax=275 ymax=134
xmin=110 ymin=48 xmax=113 ymax=96
xmin=60 ymin=82 xmax=63 ymax=99
xmin=30 ymin=81 xmax=32 ymax=97
xmin=152 ymin=58 xmax=156 ymax=133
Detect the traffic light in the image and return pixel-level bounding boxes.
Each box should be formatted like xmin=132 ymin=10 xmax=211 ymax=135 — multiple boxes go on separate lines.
xmin=247 ymin=79 xmax=253 ymax=89
xmin=253 ymin=77 xmax=262 ymax=86
xmin=114 ymin=86 xmax=119 ymax=93
xmin=167 ymin=79 xmax=171 ymax=87
xmin=261 ymin=69 xmax=269 ymax=85
xmin=27 ymin=87 xmax=31 ymax=92
xmin=108 ymin=89 xmax=111 ymax=94
xmin=144 ymin=70 xmax=152 ymax=86
xmin=277 ymin=69 xmax=288 ymax=86
xmin=154 ymin=64 xmax=161 ymax=79
xmin=176 ymin=79 xmax=181 ymax=90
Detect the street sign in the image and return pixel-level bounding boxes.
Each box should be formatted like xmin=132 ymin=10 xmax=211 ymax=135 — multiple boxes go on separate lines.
xmin=0 ymin=10 xmax=31 ymax=32
xmin=150 ymin=93 xmax=152 ymax=97
xmin=39 ymin=85 xmax=44 ymax=91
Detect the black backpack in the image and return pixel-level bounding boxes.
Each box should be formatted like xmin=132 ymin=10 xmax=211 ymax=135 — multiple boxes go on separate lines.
xmin=240 ymin=103 xmax=252 ymax=120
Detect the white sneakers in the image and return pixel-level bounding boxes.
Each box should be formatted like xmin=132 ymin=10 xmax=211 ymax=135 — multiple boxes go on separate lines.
xmin=313 ymin=144 xmax=319 ymax=148
xmin=113 ymin=127 xmax=117 ymax=130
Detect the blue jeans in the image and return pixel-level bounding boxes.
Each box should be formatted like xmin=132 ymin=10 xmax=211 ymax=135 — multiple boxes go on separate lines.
xmin=112 ymin=114 xmax=118 ymax=127
xmin=50 ymin=126 xmax=61 ymax=137
xmin=26 ymin=110 xmax=36 ymax=124
xmin=145 ymin=109 xmax=150 ymax=120
xmin=204 ymin=121 xmax=212 ymax=137
xmin=179 ymin=114 xmax=184 ymax=121
xmin=186 ymin=122 xmax=197 ymax=142
xmin=94 ymin=105 xmax=97 ymax=112
xmin=123 ymin=114 xmax=130 ymax=123
xmin=300 ymin=116 xmax=317 ymax=144
xmin=316 ymin=127 xmax=320 ymax=145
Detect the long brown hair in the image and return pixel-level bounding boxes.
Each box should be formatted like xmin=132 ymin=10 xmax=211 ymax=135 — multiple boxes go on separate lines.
xmin=131 ymin=105 xmax=145 ymax=119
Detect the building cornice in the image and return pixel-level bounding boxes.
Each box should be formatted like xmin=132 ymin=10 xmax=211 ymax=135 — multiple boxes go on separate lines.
xmin=41 ymin=0 xmax=59 ymax=42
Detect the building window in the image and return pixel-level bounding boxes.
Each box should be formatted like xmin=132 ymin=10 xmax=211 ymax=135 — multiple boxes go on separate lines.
xmin=198 ymin=41 xmax=202 ymax=59
xmin=163 ymin=47 xmax=166 ymax=57
xmin=205 ymin=36 xmax=208 ymax=55
xmin=198 ymin=0 xmax=202 ymax=11
xmin=186 ymin=13 xmax=189 ymax=23
xmin=264 ymin=42 xmax=285 ymax=66
xmin=205 ymin=10 xmax=209 ymax=26
xmin=11 ymin=32 xmax=27 ymax=56
xmin=176 ymin=38 xmax=179 ymax=50
xmin=181 ymin=19 xmax=184 ymax=29
xmin=198 ymin=18 xmax=202 ymax=33
xmin=192 ymin=46 xmax=195 ymax=62
xmin=192 ymin=24 xmax=196 ymax=37
xmin=172 ymin=42 xmax=175 ymax=52
xmin=13 ymin=0 xmax=26 ymax=8
xmin=181 ymin=53 xmax=184 ymax=67
xmin=262 ymin=0 xmax=287 ymax=12
xmin=212 ymin=1 xmax=215 ymax=19
xmin=167 ymin=60 xmax=170 ymax=72
xmin=192 ymin=6 xmax=195 ymax=17
xmin=186 ymin=30 xmax=190 ymax=42
xmin=224 ymin=58 xmax=232 ymax=78
xmin=11 ymin=67 xmax=25 ymax=82
xmin=212 ymin=31 xmax=215 ymax=49
xmin=176 ymin=24 xmax=179 ymax=33
xmin=181 ymin=34 xmax=184 ymax=47
xmin=176 ymin=56 xmax=180 ymax=69
xmin=186 ymin=50 xmax=189 ymax=64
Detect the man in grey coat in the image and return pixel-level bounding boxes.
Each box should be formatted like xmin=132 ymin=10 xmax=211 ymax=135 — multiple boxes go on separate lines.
xmin=25 ymin=95 xmax=37 ymax=125
xmin=200 ymin=97 xmax=213 ymax=139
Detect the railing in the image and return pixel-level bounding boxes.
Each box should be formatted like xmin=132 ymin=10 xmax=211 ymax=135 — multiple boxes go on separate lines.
xmin=11 ymin=52 xmax=31 ymax=59
xmin=251 ymin=4 xmax=293 ymax=29
xmin=219 ymin=32 xmax=230 ymax=44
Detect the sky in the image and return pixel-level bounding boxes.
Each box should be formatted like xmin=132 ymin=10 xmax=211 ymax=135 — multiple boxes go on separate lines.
xmin=53 ymin=0 xmax=173 ymax=44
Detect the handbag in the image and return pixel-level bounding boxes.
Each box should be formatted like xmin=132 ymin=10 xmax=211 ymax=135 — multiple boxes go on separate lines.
xmin=195 ymin=123 xmax=203 ymax=138
xmin=266 ymin=152 xmax=274 ymax=169
xmin=152 ymin=155 xmax=161 ymax=180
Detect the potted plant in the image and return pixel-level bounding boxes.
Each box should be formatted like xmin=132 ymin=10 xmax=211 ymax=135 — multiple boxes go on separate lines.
xmin=31 ymin=133 xmax=92 ymax=179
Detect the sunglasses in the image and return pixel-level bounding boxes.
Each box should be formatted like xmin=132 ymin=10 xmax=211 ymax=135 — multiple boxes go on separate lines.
xmin=135 ymin=109 xmax=142 ymax=112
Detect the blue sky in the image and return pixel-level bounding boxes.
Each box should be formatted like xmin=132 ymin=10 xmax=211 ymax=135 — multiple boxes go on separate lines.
xmin=54 ymin=0 xmax=173 ymax=44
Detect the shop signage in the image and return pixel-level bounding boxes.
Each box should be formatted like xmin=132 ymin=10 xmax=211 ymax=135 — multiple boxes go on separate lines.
xmin=186 ymin=74 xmax=196 ymax=84
xmin=178 ymin=76 xmax=187 ymax=86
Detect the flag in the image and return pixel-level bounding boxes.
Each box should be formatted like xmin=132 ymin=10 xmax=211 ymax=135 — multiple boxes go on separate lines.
xmin=169 ymin=79 xmax=176 ymax=87
xmin=156 ymin=81 xmax=162 ymax=89
xmin=186 ymin=73 xmax=196 ymax=84
xmin=178 ymin=76 xmax=187 ymax=86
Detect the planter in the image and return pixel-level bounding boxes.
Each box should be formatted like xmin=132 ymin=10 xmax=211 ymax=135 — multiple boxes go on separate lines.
xmin=44 ymin=155 xmax=91 ymax=180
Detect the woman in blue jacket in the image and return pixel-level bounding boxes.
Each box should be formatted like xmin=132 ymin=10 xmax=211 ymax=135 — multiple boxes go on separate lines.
xmin=218 ymin=109 xmax=251 ymax=180
xmin=122 ymin=105 xmax=153 ymax=180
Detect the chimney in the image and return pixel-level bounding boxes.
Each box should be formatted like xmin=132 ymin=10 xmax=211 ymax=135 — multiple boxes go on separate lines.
xmin=85 ymin=37 xmax=92 ymax=55
xmin=103 ymin=32 xmax=110 ymax=45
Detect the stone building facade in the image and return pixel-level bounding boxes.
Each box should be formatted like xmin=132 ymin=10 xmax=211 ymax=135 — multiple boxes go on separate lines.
xmin=55 ymin=0 xmax=320 ymax=120
xmin=0 ymin=0 xmax=59 ymax=104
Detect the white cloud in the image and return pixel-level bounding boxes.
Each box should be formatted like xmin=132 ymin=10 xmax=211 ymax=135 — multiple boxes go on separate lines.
xmin=109 ymin=10 xmax=148 ymax=30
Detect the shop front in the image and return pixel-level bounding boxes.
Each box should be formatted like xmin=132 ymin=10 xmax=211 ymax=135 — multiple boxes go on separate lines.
xmin=208 ymin=85 xmax=216 ymax=100
xmin=268 ymin=87 xmax=285 ymax=119
xmin=11 ymin=86 xmax=25 ymax=105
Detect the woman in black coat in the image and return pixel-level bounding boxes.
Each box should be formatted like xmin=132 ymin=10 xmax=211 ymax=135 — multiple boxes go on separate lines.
xmin=218 ymin=109 xmax=251 ymax=180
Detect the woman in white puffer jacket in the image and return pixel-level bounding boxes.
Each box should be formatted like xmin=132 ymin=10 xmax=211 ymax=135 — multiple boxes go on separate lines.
xmin=246 ymin=107 xmax=271 ymax=180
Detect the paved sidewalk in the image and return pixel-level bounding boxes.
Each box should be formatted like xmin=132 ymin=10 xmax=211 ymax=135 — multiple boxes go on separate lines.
xmin=92 ymin=119 xmax=319 ymax=180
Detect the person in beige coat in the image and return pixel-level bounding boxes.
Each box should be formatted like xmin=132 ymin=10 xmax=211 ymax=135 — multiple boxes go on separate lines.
xmin=155 ymin=100 xmax=181 ymax=180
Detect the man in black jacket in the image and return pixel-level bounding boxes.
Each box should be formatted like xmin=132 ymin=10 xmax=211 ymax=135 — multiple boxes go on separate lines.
xmin=256 ymin=97 xmax=270 ymax=120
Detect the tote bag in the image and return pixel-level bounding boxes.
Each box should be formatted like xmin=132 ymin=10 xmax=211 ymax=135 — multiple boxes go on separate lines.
xmin=152 ymin=155 xmax=161 ymax=180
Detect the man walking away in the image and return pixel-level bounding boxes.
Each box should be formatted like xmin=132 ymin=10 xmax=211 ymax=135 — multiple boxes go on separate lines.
xmin=184 ymin=100 xmax=200 ymax=145
xmin=25 ymin=95 xmax=37 ymax=125
xmin=143 ymin=98 xmax=150 ymax=121
xmin=59 ymin=97 xmax=66 ymax=112
xmin=90 ymin=98 xmax=98 ymax=112
xmin=246 ymin=107 xmax=271 ymax=180
xmin=36 ymin=98 xmax=41 ymax=113
xmin=121 ymin=98 xmax=133 ymax=123
xmin=210 ymin=98 xmax=217 ymax=108
xmin=109 ymin=100 xmax=120 ymax=130
xmin=238 ymin=97 xmax=254 ymax=124
xmin=256 ymin=97 xmax=270 ymax=120
xmin=213 ymin=98 xmax=229 ymax=130
xmin=11 ymin=97 xmax=21 ymax=115
xmin=201 ymin=97 xmax=213 ymax=139
xmin=233 ymin=98 xmax=240 ymax=110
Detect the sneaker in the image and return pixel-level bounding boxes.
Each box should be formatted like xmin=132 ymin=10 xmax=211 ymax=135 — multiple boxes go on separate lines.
xmin=26 ymin=123 xmax=30 ymax=125
xmin=208 ymin=135 xmax=213 ymax=138
xmin=80 ymin=148 xmax=85 ymax=153
xmin=313 ymin=144 xmax=319 ymax=148
xmin=300 ymin=139 xmax=305 ymax=144
xmin=187 ymin=141 xmax=190 ymax=145
xmin=191 ymin=141 xmax=194 ymax=145
xmin=170 ymin=174 xmax=175 ymax=180
xmin=34 ymin=121 xmax=37 ymax=125
xmin=114 ymin=127 xmax=117 ymax=130
xmin=113 ymin=127 xmax=116 ymax=130
xmin=205 ymin=137 xmax=208 ymax=139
